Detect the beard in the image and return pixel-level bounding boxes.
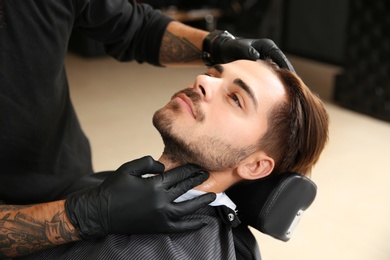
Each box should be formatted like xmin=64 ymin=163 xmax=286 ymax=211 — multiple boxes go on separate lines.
xmin=153 ymin=88 xmax=256 ymax=171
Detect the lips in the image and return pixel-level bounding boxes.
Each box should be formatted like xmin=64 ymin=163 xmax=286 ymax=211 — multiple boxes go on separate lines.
xmin=175 ymin=93 xmax=196 ymax=118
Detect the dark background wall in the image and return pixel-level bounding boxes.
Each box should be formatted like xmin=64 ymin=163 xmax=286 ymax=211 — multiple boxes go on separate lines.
xmin=282 ymin=0 xmax=349 ymax=65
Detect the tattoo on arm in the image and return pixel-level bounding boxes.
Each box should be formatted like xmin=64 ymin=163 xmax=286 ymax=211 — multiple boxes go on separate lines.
xmin=160 ymin=31 xmax=201 ymax=64
xmin=0 ymin=205 xmax=79 ymax=257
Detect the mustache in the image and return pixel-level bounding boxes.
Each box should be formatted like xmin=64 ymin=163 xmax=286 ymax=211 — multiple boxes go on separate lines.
xmin=172 ymin=88 xmax=202 ymax=104
xmin=172 ymin=88 xmax=205 ymax=121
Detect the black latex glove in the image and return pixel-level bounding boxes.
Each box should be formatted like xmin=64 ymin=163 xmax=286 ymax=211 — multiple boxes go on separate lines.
xmin=202 ymin=30 xmax=295 ymax=72
xmin=65 ymin=156 xmax=216 ymax=240
xmin=238 ymin=38 xmax=295 ymax=72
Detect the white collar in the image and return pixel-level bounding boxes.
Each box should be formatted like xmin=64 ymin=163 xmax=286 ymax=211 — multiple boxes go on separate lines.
xmin=174 ymin=189 xmax=236 ymax=211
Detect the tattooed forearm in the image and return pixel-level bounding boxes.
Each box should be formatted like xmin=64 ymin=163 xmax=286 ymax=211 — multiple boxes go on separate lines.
xmin=159 ymin=30 xmax=202 ymax=64
xmin=0 ymin=201 xmax=80 ymax=258
xmin=0 ymin=204 xmax=31 ymax=212
xmin=45 ymin=211 xmax=79 ymax=244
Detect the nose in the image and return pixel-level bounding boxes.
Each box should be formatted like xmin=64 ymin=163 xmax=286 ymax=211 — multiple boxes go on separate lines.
xmin=194 ymin=74 xmax=221 ymax=102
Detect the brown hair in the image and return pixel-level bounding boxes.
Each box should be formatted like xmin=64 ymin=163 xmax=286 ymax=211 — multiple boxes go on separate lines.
xmin=259 ymin=60 xmax=329 ymax=176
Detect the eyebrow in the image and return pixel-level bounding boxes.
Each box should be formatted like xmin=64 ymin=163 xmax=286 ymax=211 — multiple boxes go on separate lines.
xmin=211 ymin=64 xmax=258 ymax=110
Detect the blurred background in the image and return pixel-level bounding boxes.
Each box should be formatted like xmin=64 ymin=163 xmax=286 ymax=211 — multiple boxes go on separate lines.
xmin=66 ymin=0 xmax=390 ymax=259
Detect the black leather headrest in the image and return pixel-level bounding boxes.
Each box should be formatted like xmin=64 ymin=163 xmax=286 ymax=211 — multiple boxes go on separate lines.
xmin=226 ymin=172 xmax=317 ymax=241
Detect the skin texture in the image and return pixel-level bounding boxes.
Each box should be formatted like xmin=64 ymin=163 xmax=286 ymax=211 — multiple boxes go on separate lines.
xmin=154 ymin=59 xmax=287 ymax=193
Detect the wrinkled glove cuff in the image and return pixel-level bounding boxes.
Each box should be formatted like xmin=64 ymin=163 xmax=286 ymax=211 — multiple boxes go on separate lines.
xmin=202 ymin=30 xmax=235 ymax=66
xmin=65 ymin=189 xmax=107 ymax=240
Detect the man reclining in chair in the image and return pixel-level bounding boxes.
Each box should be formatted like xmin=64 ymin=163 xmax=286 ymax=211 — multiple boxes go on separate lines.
xmin=20 ymin=59 xmax=329 ymax=259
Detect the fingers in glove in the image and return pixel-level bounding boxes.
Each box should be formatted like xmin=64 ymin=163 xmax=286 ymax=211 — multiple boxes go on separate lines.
xmin=248 ymin=46 xmax=260 ymax=60
xmin=155 ymin=164 xmax=205 ymax=188
xmin=117 ymin=156 xmax=165 ymax=176
xmin=222 ymin=40 xmax=259 ymax=63
xmin=238 ymin=43 xmax=260 ymax=61
xmin=169 ymin=193 xmax=217 ymax=218
xmin=251 ymin=39 xmax=295 ymax=72
xmin=164 ymin=170 xmax=210 ymax=200
xmin=268 ymin=49 xmax=296 ymax=73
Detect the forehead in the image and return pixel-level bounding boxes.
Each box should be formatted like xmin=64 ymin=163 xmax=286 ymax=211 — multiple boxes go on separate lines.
xmin=221 ymin=59 xmax=275 ymax=82
xmin=221 ymin=60 xmax=286 ymax=105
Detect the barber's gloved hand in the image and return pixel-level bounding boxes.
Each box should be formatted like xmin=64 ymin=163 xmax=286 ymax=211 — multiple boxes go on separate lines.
xmin=65 ymin=156 xmax=216 ymax=240
xmin=202 ymin=30 xmax=295 ymax=72
xmin=238 ymin=38 xmax=295 ymax=72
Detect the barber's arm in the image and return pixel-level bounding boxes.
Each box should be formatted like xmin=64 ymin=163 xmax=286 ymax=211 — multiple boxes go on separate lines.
xmin=0 ymin=200 xmax=80 ymax=258
xmin=0 ymin=156 xmax=215 ymax=258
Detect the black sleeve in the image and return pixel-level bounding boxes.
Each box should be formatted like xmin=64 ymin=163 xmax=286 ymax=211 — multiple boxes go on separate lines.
xmin=73 ymin=0 xmax=174 ymax=65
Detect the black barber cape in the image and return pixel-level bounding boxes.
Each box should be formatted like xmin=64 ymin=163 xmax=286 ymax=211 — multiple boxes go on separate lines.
xmin=0 ymin=0 xmax=172 ymax=204
xmin=17 ymin=205 xmax=261 ymax=260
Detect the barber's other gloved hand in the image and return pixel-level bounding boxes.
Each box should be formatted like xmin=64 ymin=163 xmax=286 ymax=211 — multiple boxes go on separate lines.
xmin=238 ymin=38 xmax=295 ymax=72
xmin=202 ymin=30 xmax=295 ymax=72
xmin=65 ymin=156 xmax=216 ymax=240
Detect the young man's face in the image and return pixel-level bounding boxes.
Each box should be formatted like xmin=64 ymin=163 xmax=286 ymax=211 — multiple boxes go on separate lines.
xmin=153 ymin=60 xmax=286 ymax=171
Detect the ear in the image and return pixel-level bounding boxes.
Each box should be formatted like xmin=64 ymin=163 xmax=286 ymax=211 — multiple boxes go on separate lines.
xmin=236 ymin=151 xmax=274 ymax=180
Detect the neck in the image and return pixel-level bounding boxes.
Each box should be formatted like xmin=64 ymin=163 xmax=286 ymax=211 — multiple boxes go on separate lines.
xmin=158 ymin=155 xmax=241 ymax=194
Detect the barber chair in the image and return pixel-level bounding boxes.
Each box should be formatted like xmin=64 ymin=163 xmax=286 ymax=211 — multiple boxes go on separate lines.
xmin=226 ymin=172 xmax=316 ymax=241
